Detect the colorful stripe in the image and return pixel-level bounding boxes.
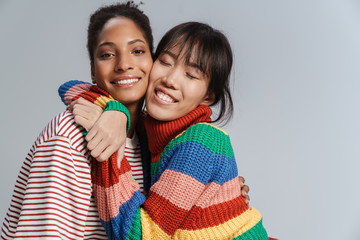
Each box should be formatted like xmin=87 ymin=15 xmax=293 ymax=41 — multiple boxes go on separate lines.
xmin=58 ymin=82 xmax=268 ymax=239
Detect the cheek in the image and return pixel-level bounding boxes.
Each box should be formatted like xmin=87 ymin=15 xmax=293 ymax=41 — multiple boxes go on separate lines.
xmin=140 ymin=58 xmax=153 ymax=76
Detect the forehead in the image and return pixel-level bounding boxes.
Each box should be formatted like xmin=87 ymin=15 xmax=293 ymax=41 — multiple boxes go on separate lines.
xmin=97 ymin=16 xmax=146 ymax=43
xmin=164 ymin=42 xmax=208 ymax=75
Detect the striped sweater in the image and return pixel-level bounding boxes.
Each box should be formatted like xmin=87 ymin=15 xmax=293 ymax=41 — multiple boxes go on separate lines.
xmin=1 ymin=111 xmax=108 ymax=239
xmin=59 ymin=81 xmax=269 ymax=239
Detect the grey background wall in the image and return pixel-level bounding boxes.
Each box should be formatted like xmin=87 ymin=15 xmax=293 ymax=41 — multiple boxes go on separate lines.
xmin=0 ymin=0 xmax=359 ymax=239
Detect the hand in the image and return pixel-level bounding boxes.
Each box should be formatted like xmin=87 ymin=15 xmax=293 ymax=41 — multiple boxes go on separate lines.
xmin=68 ymin=97 xmax=103 ymax=131
xmin=117 ymin=143 xmax=126 ymax=169
xmin=85 ymin=110 xmax=128 ymax=162
xmin=238 ymin=176 xmax=251 ymax=207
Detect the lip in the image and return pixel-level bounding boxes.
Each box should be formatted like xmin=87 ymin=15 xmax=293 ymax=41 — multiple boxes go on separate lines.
xmin=153 ymin=88 xmax=178 ymax=104
xmin=111 ymin=75 xmax=141 ymax=88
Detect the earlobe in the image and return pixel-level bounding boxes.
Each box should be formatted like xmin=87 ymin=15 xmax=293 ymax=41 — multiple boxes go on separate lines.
xmin=201 ymin=93 xmax=215 ymax=106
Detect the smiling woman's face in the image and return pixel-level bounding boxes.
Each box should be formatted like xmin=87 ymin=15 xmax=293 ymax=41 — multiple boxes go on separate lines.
xmin=145 ymin=45 xmax=214 ymax=121
xmin=91 ymin=16 xmax=153 ymax=109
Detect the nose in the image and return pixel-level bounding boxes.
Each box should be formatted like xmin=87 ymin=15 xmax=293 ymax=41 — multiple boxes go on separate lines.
xmin=115 ymin=53 xmax=133 ymax=72
xmin=161 ymin=68 xmax=179 ymax=89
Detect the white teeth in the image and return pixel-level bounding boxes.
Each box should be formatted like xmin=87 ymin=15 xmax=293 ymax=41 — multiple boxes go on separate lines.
xmin=114 ymin=78 xmax=139 ymax=85
xmin=156 ymin=91 xmax=175 ymax=103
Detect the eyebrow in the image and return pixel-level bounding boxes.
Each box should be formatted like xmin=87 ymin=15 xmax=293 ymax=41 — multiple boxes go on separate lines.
xmin=162 ymin=50 xmax=203 ymax=72
xmin=162 ymin=50 xmax=178 ymax=60
xmin=98 ymin=39 xmax=146 ymax=48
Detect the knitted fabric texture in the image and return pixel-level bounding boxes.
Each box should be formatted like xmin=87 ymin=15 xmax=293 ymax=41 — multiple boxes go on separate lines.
xmin=58 ymin=81 xmax=269 ymax=240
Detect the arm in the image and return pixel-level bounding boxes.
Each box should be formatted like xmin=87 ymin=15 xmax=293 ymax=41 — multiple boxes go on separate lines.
xmin=1 ymin=114 xmax=95 ymax=239
xmin=93 ymin=123 xmax=268 ymax=239
xmin=92 ymin=124 xmax=246 ymax=239
xmin=58 ymin=81 xmax=129 ymax=162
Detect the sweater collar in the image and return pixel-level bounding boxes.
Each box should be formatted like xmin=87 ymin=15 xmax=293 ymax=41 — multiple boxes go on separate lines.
xmin=144 ymin=105 xmax=212 ymax=155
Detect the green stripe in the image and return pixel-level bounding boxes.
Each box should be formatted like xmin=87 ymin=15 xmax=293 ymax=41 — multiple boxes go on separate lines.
xmin=162 ymin=123 xmax=234 ymax=159
xmin=151 ymin=161 xmax=160 ymax=178
xmin=125 ymin=208 xmax=142 ymax=240
xmin=233 ymin=219 xmax=268 ymax=240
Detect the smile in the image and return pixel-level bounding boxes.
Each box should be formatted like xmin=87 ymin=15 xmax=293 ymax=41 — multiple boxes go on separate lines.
xmin=112 ymin=78 xmax=140 ymax=85
xmin=156 ymin=90 xmax=176 ymax=103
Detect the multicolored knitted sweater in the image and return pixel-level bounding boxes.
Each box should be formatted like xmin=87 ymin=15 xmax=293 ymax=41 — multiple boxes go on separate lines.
xmin=59 ymin=81 xmax=269 ymax=240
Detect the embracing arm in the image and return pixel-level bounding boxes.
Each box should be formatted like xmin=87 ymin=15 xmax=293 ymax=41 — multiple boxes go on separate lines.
xmin=91 ymin=123 xmax=265 ymax=239
xmin=58 ymin=80 xmax=129 ymax=161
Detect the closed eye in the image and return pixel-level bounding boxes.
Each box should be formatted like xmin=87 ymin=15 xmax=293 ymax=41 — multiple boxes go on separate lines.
xmin=186 ymin=72 xmax=198 ymax=80
xmin=160 ymin=59 xmax=171 ymax=66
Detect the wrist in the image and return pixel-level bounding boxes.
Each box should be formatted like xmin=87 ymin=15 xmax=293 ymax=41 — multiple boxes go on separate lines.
xmin=104 ymin=101 xmax=130 ymax=134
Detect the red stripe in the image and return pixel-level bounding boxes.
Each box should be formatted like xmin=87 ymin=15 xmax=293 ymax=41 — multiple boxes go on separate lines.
xmin=22 ymin=197 xmax=90 ymax=211
xmin=35 ymin=143 xmax=87 ymax=160
xmin=181 ymin=195 xmax=249 ymax=230
xmin=21 ymin=189 xmax=90 ymax=202
xmin=58 ymin=117 xmax=74 ymax=133
xmin=27 ymin=179 xmax=90 ymax=192
xmin=29 ymin=171 xmax=90 ymax=184
xmin=144 ymin=191 xmax=189 ymax=235
xmin=91 ymin=155 xmax=131 ymax=188
xmin=31 ymin=159 xmax=89 ymax=174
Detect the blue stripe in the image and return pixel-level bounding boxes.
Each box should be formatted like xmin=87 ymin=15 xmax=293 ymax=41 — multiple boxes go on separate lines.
xmin=100 ymin=190 xmax=145 ymax=240
xmin=58 ymin=80 xmax=88 ymax=105
xmin=156 ymin=141 xmax=238 ymax=185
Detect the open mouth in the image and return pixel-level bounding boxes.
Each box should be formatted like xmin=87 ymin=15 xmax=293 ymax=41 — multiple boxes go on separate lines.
xmin=155 ymin=90 xmax=177 ymax=103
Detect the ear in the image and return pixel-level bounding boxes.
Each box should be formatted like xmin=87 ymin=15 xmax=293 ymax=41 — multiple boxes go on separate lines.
xmin=200 ymin=92 xmax=215 ymax=106
xmin=90 ymin=63 xmax=96 ymax=84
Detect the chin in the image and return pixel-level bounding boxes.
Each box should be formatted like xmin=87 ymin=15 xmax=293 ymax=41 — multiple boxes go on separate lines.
xmin=147 ymin=108 xmax=171 ymax=121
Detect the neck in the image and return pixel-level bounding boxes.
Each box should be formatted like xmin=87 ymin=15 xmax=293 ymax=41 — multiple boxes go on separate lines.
xmin=124 ymin=101 xmax=142 ymax=138
xmin=145 ymin=104 xmax=212 ymax=156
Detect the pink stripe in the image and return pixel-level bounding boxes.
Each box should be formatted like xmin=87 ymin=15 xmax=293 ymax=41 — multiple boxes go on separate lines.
xmin=150 ymin=170 xmax=205 ymax=211
xmin=64 ymin=84 xmax=92 ymax=104
xmin=94 ymin=171 xmax=140 ymax=221
xmin=195 ymin=177 xmax=241 ymax=208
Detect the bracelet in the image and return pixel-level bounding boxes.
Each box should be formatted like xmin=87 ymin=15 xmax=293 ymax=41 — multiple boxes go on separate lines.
xmin=104 ymin=101 xmax=131 ymax=134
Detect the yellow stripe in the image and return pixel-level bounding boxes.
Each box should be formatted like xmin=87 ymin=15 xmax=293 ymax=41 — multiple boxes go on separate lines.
xmin=140 ymin=208 xmax=171 ymax=240
xmin=94 ymin=96 xmax=115 ymax=109
xmin=176 ymin=123 xmax=229 ymax=140
xmin=173 ymin=208 xmax=263 ymax=240
xmin=140 ymin=208 xmax=262 ymax=240
xmin=200 ymin=122 xmax=229 ymax=135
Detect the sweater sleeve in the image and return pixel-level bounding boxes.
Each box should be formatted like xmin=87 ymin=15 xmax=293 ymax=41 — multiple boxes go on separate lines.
xmin=58 ymin=80 xmax=130 ymax=133
xmin=91 ymin=123 xmax=257 ymax=239
xmin=58 ymin=80 xmax=93 ymax=105
xmin=0 ymin=113 xmax=98 ymax=239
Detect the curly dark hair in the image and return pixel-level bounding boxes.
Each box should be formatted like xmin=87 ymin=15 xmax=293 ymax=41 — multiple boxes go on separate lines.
xmin=87 ymin=1 xmax=153 ymax=64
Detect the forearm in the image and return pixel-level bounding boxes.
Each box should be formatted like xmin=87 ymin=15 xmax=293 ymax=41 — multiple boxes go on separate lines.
xmin=92 ymin=153 xmax=145 ymax=239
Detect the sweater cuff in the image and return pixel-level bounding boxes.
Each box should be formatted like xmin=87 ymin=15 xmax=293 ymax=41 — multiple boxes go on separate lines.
xmin=104 ymin=101 xmax=130 ymax=134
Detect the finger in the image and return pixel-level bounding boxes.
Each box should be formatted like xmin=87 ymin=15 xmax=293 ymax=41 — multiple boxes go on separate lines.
xmin=98 ymin=145 xmax=118 ymax=162
xmin=86 ymin=131 xmax=102 ymax=150
xmin=72 ymin=102 xmax=96 ymax=116
xmin=85 ymin=126 xmax=98 ymax=143
xmin=245 ymin=193 xmax=250 ymax=206
xmin=74 ymin=115 xmax=91 ymax=131
xmin=73 ymin=107 xmax=92 ymax=121
xmin=77 ymin=97 xmax=103 ymax=110
xmin=117 ymin=144 xmax=126 ymax=169
xmin=238 ymin=176 xmax=245 ymax=186
xmin=241 ymin=190 xmax=247 ymax=198
xmin=90 ymin=139 xmax=109 ymax=160
xmin=68 ymin=100 xmax=79 ymax=112
xmin=241 ymin=184 xmax=250 ymax=194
